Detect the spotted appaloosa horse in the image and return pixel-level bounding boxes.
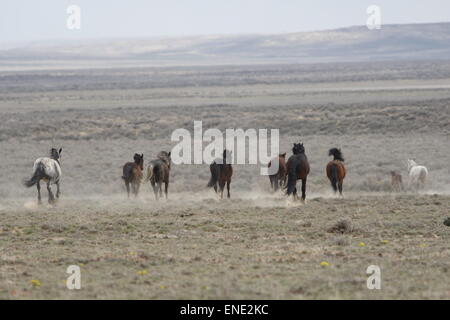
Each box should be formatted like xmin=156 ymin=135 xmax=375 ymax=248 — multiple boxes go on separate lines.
xmin=122 ymin=153 xmax=144 ymax=198
xmin=286 ymin=143 xmax=310 ymax=202
xmin=326 ymin=148 xmax=346 ymax=196
xmin=207 ymin=149 xmax=233 ymax=199
xmin=24 ymin=148 xmax=62 ymax=204
xmin=268 ymin=153 xmax=287 ymax=192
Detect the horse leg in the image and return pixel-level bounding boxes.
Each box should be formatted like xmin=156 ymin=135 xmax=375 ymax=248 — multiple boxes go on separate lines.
xmin=269 ymin=176 xmax=275 ymax=192
xmin=159 ymin=182 xmax=163 ymax=198
xmin=219 ymin=181 xmax=225 ymax=199
xmin=136 ymin=182 xmax=141 ymax=197
xmin=56 ymin=181 xmax=61 ymax=199
xmin=301 ymin=178 xmax=307 ymax=203
xmin=132 ymin=182 xmax=139 ymax=197
xmin=47 ymin=182 xmax=55 ymax=204
xmin=278 ymin=176 xmax=284 ymax=191
xmin=281 ymin=175 xmax=287 ymax=190
xmin=125 ymin=181 xmax=130 ymax=198
xmin=213 ymin=183 xmax=218 ymax=194
xmin=164 ymin=180 xmax=169 ymax=199
xmin=152 ymin=182 xmax=159 ymax=201
xmin=338 ymin=180 xmax=343 ymax=196
xmin=226 ymin=180 xmax=231 ymax=199
xmin=37 ymin=180 xmax=42 ymax=205
xmin=419 ymin=174 xmax=426 ymax=191
xmin=273 ymin=176 xmax=279 ymax=192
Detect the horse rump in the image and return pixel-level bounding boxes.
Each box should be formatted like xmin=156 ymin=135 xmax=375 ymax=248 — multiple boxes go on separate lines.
xmin=145 ymin=163 xmax=155 ymax=183
xmin=285 ymin=160 xmax=297 ymax=196
xmin=23 ymin=162 xmax=45 ymax=188
xmin=145 ymin=162 xmax=162 ymax=184
xmin=329 ymin=163 xmax=338 ymax=192
xmin=122 ymin=163 xmax=134 ymax=181
xmin=207 ymin=163 xmax=220 ymax=188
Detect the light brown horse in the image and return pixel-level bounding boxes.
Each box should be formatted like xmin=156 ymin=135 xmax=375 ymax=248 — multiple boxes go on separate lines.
xmin=207 ymin=149 xmax=233 ymax=199
xmin=326 ymin=148 xmax=346 ymax=195
xmin=268 ymin=153 xmax=287 ymax=192
xmin=122 ymin=153 xmax=144 ymax=198
xmin=390 ymin=171 xmax=403 ymax=192
xmin=286 ymin=143 xmax=310 ymax=202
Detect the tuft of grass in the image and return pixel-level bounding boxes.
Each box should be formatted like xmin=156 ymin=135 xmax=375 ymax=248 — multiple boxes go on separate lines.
xmin=327 ymin=219 xmax=353 ymax=234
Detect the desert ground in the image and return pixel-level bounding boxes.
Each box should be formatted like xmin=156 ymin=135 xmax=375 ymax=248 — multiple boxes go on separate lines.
xmin=0 ymin=60 xmax=449 ymax=299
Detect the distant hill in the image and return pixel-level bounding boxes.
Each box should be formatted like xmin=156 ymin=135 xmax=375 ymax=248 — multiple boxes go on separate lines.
xmin=2 ymin=22 xmax=450 ymax=64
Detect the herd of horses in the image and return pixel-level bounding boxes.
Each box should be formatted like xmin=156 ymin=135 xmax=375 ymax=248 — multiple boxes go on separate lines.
xmin=23 ymin=145 xmax=429 ymax=204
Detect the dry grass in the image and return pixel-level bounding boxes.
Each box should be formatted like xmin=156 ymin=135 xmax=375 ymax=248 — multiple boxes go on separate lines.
xmin=0 ymin=193 xmax=449 ymax=299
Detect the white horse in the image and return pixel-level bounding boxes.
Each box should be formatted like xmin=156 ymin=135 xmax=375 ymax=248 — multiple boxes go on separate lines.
xmin=24 ymin=148 xmax=62 ymax=204
xmin=407 ymin=159 xmax=428 ymax=191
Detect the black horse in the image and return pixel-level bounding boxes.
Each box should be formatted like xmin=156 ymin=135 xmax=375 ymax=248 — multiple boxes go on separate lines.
xmin=207 ymin=149 xmax=233 ymax=199
xmin=285 ymin=143 xmax=310 ymax=202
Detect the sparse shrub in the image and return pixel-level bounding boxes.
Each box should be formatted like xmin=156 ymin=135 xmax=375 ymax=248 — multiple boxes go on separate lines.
xmin=327 ymin=219 xmax=353 ymax=234
xmin=444 ymin=218 xmax=450 ymax=227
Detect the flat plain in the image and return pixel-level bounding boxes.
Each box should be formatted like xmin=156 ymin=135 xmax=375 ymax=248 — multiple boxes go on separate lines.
xmin=0 ymin=60 xmax=449 ymax=299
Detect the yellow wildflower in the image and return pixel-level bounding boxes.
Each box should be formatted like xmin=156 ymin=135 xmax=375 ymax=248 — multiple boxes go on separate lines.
xmin=30 ymin=279 xmax=41 ymax=288
xmin=320 ymin=261 xmax=330 ymax=267
xmin=137 ymin=270 xmax=148 ymax=276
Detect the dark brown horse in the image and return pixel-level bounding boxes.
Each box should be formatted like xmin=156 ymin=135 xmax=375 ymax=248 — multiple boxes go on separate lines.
xmin=145 ymin=151 xmax=171 ymax=200
xmin=286 ymin=143 xmax=310 ymax=202
xmin=122 ymin=153 xmax=144 ymax=198
xmin=207 ymin=149 xmax=233 ymax=199
xmin=268 ymin=153 xmax=287 ymax=192
xmin=326 ymin=148 xmax=346 ymax=195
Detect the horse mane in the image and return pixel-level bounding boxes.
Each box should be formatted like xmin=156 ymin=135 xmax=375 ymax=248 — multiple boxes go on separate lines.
xmin=133 ymin=153 xmax=144 ymax=169
xmin=329 ymin=148 xmax=344 ymax=161
xmin=50 ymin=148 xmax=60 ymax=161
xmin=292 ymin=143 xmax=305 ymax=155
xmin=157 ymin=151 xmax=171 ymax=167
xmin=223 ymin=149 xmax=232 ymax=164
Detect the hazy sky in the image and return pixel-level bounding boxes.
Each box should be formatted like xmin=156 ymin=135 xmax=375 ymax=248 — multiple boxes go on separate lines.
xmin=1 ymin=0 xmax=449 ymax=43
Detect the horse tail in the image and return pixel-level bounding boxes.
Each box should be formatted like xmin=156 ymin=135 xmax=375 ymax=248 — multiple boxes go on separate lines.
xmin=23 ymin=162 xmax=44 ymax=188
xmin=286 ymin=161 xmax=298 ymax=196
xmin=145 ymin=164 xmax=155 ymax=182
xmin=330 ymin=163 xmax=338 ymax=192
xmin=122 ymin=163 xmax=130 ymax=181
xmin=207 ymin=163 xmax=219 ymax=188
xmin=154 ymin=165 xmax=162 ymax=183
xmin=419 ymin=167 xmax=428 ymax=184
